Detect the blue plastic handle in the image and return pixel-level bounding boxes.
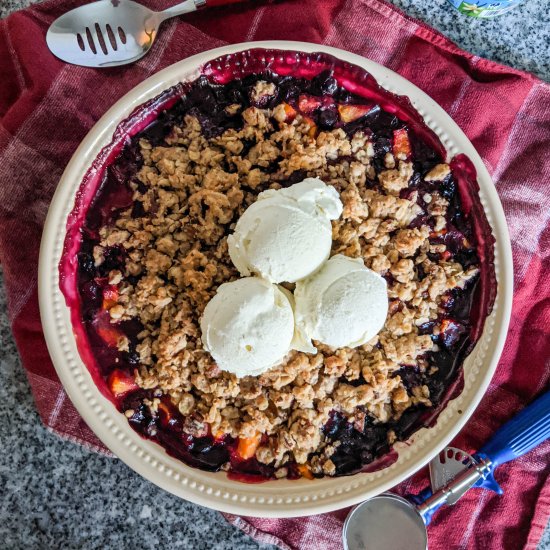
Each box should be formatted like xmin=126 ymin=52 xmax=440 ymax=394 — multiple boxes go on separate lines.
xmin=477 ymin=389 xmax=550 ymax=468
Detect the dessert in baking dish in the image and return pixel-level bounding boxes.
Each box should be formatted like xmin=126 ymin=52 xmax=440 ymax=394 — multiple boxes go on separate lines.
xmin=61 ymin=49 xmax=496 ymax=481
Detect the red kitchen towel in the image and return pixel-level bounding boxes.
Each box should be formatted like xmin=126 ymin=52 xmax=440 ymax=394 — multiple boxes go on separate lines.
xmin=1 ymin=0 xmax=549 ymax=548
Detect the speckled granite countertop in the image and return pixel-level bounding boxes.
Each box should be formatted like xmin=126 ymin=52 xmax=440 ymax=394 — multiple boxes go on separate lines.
xmin=0 ymin=1 xmax=548 ymax=549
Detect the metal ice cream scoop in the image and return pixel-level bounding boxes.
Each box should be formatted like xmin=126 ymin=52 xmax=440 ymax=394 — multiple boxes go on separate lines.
xmin=46 ymin=0 xmax=243 ymax=68
xmin=344 ymin=389 xmax=550 ymax=550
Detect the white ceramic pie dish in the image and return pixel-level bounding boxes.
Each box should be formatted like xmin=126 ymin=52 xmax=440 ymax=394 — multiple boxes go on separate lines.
xmin=38 ymin=41 xmax=513 ymax=517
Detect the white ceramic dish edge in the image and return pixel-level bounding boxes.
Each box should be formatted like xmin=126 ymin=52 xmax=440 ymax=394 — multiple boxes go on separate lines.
xmin=38 ymin=41 xmax=513 ymax=517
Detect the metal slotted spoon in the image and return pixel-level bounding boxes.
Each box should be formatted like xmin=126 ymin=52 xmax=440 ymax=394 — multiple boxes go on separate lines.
xmin=46 ymin=0 xmax=242 ymax=68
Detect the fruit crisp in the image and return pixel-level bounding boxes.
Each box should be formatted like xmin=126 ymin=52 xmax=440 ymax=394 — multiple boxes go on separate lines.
xmin=64 ymin=51 xmax=495 ymax=481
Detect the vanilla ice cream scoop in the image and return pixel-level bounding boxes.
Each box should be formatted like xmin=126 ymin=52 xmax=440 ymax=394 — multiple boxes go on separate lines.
xmin=200 ymin=277 xmax=297 ymax=377
xmin=294 ymin=254 xmax=388 ymax=349
xmin=228 ymin=178 xmax=343 ymax=283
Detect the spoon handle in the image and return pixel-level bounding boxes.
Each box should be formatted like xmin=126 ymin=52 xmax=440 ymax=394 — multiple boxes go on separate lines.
xmin=159 ymin=0 xmax=203 ymax=20
xmin=160 ymin=0 xmax=247 ymax=20
xmin=204 ymin=0 xmax=249 ymax=5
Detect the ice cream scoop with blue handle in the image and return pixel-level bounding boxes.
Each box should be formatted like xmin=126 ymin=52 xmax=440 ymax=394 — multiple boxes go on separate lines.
xmin=413 ymin=388 xmax=550 ymax=525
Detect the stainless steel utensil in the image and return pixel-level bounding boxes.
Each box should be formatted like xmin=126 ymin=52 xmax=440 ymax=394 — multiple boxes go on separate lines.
xmin=429 ymin=446 xmax=478 ymax=504
xmin=343 ymin=389 xmax=550 ymax=550
xmin=343 ymin=494 xmax=429 ymax=550
xmin=46 ymin=0 xmax=241 ymax=68
xmin=343 ymin=459 xmax=494 ymax=550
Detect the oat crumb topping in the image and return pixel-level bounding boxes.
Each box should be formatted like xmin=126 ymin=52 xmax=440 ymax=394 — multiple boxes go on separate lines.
xmin=93 ymin=88 xmax=479 ymax=474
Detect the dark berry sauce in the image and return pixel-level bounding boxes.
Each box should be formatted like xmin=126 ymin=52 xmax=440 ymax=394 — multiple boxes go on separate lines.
xmin=60 ymin=49 xmax=496 ymax=481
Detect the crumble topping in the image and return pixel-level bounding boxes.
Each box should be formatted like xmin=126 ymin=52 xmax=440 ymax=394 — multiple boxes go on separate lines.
xmin=91 ymin=82 xmax=479 ymax=474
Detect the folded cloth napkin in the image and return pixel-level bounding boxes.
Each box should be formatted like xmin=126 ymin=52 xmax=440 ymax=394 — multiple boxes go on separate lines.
xmin=1 ymin=0 xmax=549 ymax=548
